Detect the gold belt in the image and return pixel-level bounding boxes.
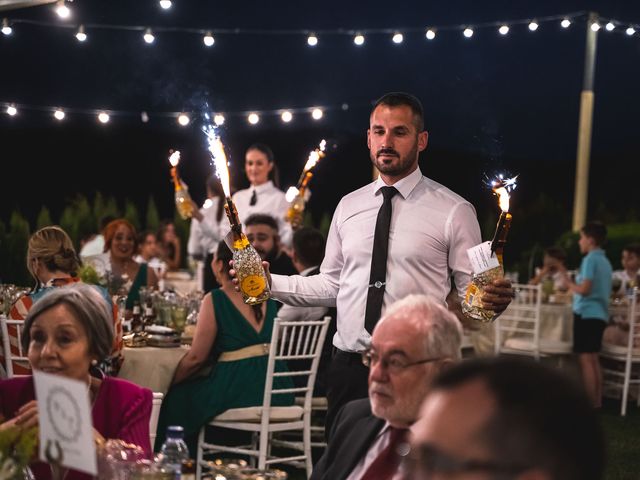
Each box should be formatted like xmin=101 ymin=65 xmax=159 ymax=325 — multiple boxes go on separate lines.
xmin=218 ymin=343 xmax=270 ymax=362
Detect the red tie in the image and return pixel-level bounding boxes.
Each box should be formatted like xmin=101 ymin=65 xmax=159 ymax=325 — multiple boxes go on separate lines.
xmin=360 ymin=427 xmax=409 ymax=480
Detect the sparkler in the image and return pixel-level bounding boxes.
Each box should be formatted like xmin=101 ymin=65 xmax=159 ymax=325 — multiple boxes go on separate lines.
xmin=489 ymin=174 xmax=517 ymax=254
xmin=285 ymin=139 xmax=327 ymax=228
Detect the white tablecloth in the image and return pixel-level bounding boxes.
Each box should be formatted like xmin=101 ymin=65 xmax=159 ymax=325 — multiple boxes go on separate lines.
xmin=118 ymin=346 xmax=188 ymax=394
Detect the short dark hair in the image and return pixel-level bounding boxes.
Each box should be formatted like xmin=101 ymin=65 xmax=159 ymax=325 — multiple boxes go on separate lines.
xmin=623 ymin=242 xmax=640 ymax=257
xmin=544 ymin=246 xmax=566 ymax=263
xmin=293 ymin=227 xmax=325 ymax=267
xmin=430 ymin=357 xmax=604 ymax=480
xmin=372 ymin=92 xmax=425 ymax=131
xmin=581 ymin=221 xmax=607 ymax=247
xmin=246 ymin=143 xmax=280 ymax=187
xmin=245 ymin=213 xmax=279 ymax=233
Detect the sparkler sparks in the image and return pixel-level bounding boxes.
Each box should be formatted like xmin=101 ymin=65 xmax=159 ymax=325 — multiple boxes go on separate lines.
xmin=203 ymin=124 xmax=232 ymax=198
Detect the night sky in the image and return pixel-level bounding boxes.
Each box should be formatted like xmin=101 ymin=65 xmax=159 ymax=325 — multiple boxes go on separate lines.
xmin=1 ymin=0 xmax=639 ymax=226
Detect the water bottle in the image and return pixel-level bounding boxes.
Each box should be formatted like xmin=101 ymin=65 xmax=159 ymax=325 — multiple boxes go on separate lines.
xmin=159 ymin=425 xmax=190 ymax=479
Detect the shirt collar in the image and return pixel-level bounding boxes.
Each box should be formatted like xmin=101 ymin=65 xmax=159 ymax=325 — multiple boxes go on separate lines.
xmin=252 ymin=180 xmax=275 ymax=194
xmin=373 ymin=167 xmax=422 ymax=199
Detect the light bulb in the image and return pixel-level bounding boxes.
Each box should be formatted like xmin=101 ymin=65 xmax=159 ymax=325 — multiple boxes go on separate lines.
xmin=425 ymin=29 xmax=436 ymax=40
xmin=248 ymin=113 xmax=259 ymax=125
xmin=76 ymin=25 xmax=86 ymax=42
xmin=626 ymin=27 xmax=635 ymax=36
xmin=590 ymin=22 xmax=601 ymax=32
xmin=159 ymin=0 xmax=172 ymax=9
xmin=528 ymin=21 xmax=539 ymax=31
xmin=281 ymin=111 xmax=293 ymax=123
xmin=311 ymin=108 xmax=323 ymax=120
xmin=177 ymin=113 xmax=190 ymax=126
xmin=141 ymin=111 xmax=149 ymax=123
xmin=354 ymin=34 xmax=365 ymax=45
xmin=2 ymin=18 xmax=12 ymax=35
xmin=55 ymin=1 xmax=70 ymax=19
xmin=392 ymin=32 xmax=403 ymax=44
xmin=54 ymin=109 xmax=65 ymax=120
xmin=307 ymin=34 xmax=318 ymax=46
xmin=143 ymin=28 xmax=155 ymax=44
xmin=561 ymin=19 xmax=571 ymax=28
xmin=214 ymin=114 xmax=225 ymax=126
xmin=605 ymin=22 xmax=615 ymax=31
xmin=463 ymin=28 xmax=474 ymax=38
xmin=499 ymin=25 xmax=509 ymax=35
xmin=98 ymin=112 xmax=110 ymax=123
xmin=203 ymin=32 xmax=214 ymax=46
xmin=6 ymin=105 xmax=17 ymax=116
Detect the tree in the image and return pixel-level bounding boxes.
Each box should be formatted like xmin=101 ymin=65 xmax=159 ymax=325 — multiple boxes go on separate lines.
xmin=146 ymin=196 xmax=160 ymax=231
xmin=123 ymin=199 xmax=141 ymax=231
xmin=4 ymin=211 xmax=31 ymax=285
xmin=36 ymin=206 xmax=54 ymax=230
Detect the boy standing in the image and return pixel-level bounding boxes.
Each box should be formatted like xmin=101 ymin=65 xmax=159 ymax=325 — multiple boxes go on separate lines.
xmin=561 ymin=222 xmax=612 ymax=408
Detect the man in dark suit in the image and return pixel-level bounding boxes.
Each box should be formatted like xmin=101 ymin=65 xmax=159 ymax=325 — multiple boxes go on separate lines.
xmin=311 ymin=294 xmax=462 ymax=480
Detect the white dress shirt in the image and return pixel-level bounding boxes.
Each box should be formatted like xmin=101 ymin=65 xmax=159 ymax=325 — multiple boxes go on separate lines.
xmin=612 ymin=269 xmax=639 ymax=296
xmin=271 ymin=167 xmax=481 ymax=352
xmin=346 ymin=423 xmax=412 ymax=480
xmin=277 ymin=266 xmax=329 ymax=323
xmin=187 ymin=197 xmax=226 ymax=257
xmin=232 ymin=180 xmax=292 ymax=247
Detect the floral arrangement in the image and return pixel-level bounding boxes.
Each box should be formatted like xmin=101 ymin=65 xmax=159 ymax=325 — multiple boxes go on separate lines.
xmin=0 ymin=425 xmax=37 ymax=480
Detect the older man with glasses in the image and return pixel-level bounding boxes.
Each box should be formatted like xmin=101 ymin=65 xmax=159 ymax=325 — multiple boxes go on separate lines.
xmin=311 ymin=294 xmax=462 ymax=480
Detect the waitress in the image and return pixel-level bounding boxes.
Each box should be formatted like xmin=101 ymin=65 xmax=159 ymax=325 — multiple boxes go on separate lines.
xmin=231 ymin=143 xmax=292 ymax=247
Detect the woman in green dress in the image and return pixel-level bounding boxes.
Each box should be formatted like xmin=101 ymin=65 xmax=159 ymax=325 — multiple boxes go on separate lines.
xmin=155 ymin=240 xmax=293 ymax=452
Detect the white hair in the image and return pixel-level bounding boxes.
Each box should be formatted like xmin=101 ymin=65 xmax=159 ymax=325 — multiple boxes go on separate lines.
xmin=378 ymin=294 xmax=463 ymax=360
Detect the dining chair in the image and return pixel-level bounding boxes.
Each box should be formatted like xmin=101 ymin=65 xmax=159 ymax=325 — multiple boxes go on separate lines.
xmin=0 ymin=316 xmax=31 ymax=378
xmin=601 ymin=289 xmax=640 ymax=416
xmin=195 ymin=316 xmax=330 ymax=480
xmin=149 ymin=392 xmax=164 ymax=447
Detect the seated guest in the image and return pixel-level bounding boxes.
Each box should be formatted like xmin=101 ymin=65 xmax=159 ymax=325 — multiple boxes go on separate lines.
xmin=155 ymin=240 xmax=294 ymax=453
xmin=157 ymin=220 xmax=182 ymax=271
xmin=311 ymin=294 xmax=462 ymax=480
xmin=409 ymin=357 xmax=604 ymax=480
xmin=611 ymin=243 xmax=640 ymax=297
xmin=79 ymin=215 xmax=115 ymax=259
xmin=135 ymin=229 xmax=167 ymax=285
xmin=87 ymin=219 xmax=158 ymax=310
xmin=7 ymin=226 xmax=122 ymax=375
xmin=529 ymin=246 xmax=569 ymax=293
xmin=245 ymin=213 xmax=297 ymax=275
xmin=0 ymin=284 xmax=153 ymax=479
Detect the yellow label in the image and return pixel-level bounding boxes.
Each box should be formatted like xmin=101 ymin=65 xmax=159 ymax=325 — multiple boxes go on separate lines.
xmin=233 ymin=236 xmax=250 ymax=250
xmin=241 ymin=275 xmax=266 ymax=297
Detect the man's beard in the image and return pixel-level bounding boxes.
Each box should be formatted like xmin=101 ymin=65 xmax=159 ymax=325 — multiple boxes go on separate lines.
xmin=257 ymin=245 xmax=279 ymax=262
xmin=370 ymin=142 xmax=418 ymax=177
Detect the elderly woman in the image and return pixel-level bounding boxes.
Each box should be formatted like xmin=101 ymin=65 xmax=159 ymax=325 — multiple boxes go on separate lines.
xmin=0 ymin=284 xmax=152 ymax=479
xmin=88 ymin=219 xmax=158 ymax=310
xmin=154 ymin=240 xmax=293 ymax=453
xmin=7 ymin=226 xmax=122 ymax=375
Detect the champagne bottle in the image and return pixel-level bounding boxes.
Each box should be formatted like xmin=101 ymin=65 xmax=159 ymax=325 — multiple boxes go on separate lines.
xmin=286 ymin=171 xmax=313 ymax=229
xmin=171 ymin=167 xmax=194 ymax=219
xmin=225 ymin=199 xmax=271 ymax=305
xmin=461 ymin=212 xmax=512 ymax=323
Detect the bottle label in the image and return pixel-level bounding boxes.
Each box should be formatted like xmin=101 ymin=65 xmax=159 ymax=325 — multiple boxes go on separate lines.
xmin=466 ymin=241 xmax=500 ymax=275
xmin=241 ymin=275 xmax=266 ymax=297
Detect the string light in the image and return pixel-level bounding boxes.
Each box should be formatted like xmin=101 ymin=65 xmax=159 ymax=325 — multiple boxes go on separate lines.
xmin=75 ymin=25 xmax=86 ymax=42
xmin=311 ymin=108 xmax=323 ymax=120
xmin=159 ymin=0 xmax=172 ymax=10
xmin=248 ymin=112 xmax=259 ymax=124
xmin=590 ymin=22 xmax=601 ymax=32
xmin=143 ymin=28 xmax=155 ymax=44
xmin=2 ymin=18 xmax=12 ymax=36
xmin=392 ymin=32 xmax=403 ymax=44
xmin=6 ymin=105 xmax=17 ymax=116
xmin=528 ymin=21 xmax=539 ymax=31
xmin=463 ymin=27 xmax=474 ymax=38
xmin=177 ymin=113 xmax=190 ymax=126
xmin=141 ymin=111 xmax=149 ymax=123
xmin=214 ymin=114 xmax=225 ymax=126
xmin=55 ymin=0 xmax=71 ymax=19
xmin=307 ymin=34 xmax=318 ymax=46
xmin=98 ymin=112 xmax=110 ymax=123
xmin=626 ymin=27 xmax=636 ymax=36
xmin=498 ymin=25 xmax=509 ymax=35
xmin=281 ymin=110 xmax=293 ymax=122
xmin=425 ymin=29 xmax=436 ymax=40
xmin=53 ymin=109 xmax=65 ymax=120
xmin=561 ymin=19 xmax=571 ymax=28
xmin=605 ymin=22 xmax=615 ymax=31
xmin=203 ymin=31 xmax=214 ymax=46
xmin=353 ymin=33 xmax=365 ymax=45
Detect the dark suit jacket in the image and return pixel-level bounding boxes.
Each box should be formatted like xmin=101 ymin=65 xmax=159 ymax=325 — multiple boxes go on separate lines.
xmin=311 ymin=398 xmax=385 ymax=480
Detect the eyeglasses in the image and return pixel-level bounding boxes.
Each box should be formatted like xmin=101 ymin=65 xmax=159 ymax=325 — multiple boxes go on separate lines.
xmin=361 ymin=349 xmax=444 ymax=374
xmin=404 ymin=443 xmax=530 ymax=478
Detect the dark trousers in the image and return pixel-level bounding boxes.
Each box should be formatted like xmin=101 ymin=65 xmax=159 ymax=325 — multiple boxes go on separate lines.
xmin=325 ymin=349 xmax=369 ymax=439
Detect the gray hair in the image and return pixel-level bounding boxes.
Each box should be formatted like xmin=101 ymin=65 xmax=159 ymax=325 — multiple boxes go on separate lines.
xmin=379 ymin=294 xmax=463 ymax=360
xmin=22 ymin=283 xmax=114 ymax=362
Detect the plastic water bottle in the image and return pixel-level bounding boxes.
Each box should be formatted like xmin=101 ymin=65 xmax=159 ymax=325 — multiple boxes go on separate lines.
xmin=159 ymin=425 xmax=189 ymax=479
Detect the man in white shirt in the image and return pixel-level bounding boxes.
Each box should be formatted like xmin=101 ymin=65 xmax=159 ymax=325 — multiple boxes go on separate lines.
xmin=311 ymin=294 xmax=461 ymax=480
xmin=236 ymin=92 xmax=514 ymax=430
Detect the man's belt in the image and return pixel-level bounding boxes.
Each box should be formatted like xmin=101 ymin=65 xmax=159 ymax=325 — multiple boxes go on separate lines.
xmin=218 ymin=343 xmax=270 ymax=362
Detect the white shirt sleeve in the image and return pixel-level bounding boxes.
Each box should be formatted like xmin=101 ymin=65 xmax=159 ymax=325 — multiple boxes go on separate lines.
xmin=446 ymin=202 xmax=482 ymax=301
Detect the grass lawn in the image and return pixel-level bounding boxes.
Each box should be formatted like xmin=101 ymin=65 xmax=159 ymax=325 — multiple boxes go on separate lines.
xmin=601 ymin=398 xmax=640 ymax=480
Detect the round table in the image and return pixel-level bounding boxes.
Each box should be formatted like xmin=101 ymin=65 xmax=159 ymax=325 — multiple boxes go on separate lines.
xmin=118 ymin=345 xmax=188 ymax=394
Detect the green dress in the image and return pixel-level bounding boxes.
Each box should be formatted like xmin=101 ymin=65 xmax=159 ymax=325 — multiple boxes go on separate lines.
xmin=154 ymin=289 xmax=294 ymax=451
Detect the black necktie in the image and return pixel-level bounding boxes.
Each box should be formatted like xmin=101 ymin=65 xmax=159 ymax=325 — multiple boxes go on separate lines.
xmin=250 ymin=190 xmax=257 ymax=206
xmin=364 ymin=186 xmax=398 ymax=334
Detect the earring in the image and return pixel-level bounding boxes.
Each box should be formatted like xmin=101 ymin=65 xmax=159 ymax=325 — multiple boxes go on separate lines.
xmin=91 ymin=359 xmax=98 ymax=366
